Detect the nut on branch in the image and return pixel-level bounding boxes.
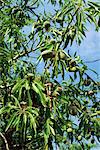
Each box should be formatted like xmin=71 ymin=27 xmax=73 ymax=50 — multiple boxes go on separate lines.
xmin=67 ymin=59 xmax=79 ymax=72
xmin=69 ymin=59 xmax=76 ymax=67
xmin=41 ymin=50 xmax=56 ymax=60
xmin=87 ymin=90 xmax=94 ymax=96
xmin=77 ymin=135 xmax=82 ymax=141
xmin=59 ymin=51 xmax=66 ymax=59
xmin=84 ymin=79 xmax=91 ymax=86
xmin=69 ymin=105 xmax=77 ymax=116
xmin=20 ymin=101 xmax=27 ymax=109
xmin=44 ymin=21 xmax=50 ymax=31
xmin=68 ymin=66 xmax=79 ymax=72
xmin=67 ymin=128 xmax=73 ymax=133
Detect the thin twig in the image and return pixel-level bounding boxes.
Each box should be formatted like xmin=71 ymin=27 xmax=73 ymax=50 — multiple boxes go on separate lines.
xmin=0 ymin=132 xmax=10 ymax=150
xmin=8 ymin=46 xmax=40 ymax=63
xmin=84 ymin=58 xmax=100 ymax=63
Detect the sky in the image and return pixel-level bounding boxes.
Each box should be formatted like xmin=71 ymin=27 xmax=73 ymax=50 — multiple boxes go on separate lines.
xmin=68 ymin=24 xmax=100 ymax=81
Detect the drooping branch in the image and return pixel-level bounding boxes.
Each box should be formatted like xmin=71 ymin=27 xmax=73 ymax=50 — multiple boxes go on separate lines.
xmin=0 ymin=132 xmax=10 ymax=150
xmin=8 ymin=43 xmax=46 ymax=63
xmin=8 ymin=47 xmax=38 ymax=63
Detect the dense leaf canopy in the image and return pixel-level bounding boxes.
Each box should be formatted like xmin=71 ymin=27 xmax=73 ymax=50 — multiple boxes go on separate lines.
xmin=0 ymin=0 xmax=100 ymax=149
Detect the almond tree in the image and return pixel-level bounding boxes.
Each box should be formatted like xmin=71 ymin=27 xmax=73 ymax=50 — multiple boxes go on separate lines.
xmin=0 ymin=0 xmax=100 ymax=149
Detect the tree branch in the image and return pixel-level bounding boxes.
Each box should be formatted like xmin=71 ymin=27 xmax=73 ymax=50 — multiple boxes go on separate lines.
xmin=84 ymin=58 xmax=100 ymax=63
xmin=8 ymin=45 xmax=41 ymax=63
xmin=0 ymin=132 xmax=10 ymax=150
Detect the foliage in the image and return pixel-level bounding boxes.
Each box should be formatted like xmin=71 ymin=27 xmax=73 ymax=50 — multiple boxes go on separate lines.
xmin=0 ymin=0 xmax=100 ymax=149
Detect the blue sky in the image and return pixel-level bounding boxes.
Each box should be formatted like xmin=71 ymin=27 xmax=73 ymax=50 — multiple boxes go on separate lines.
xmin=68 ymin=24 xmax=100 ymax=81
xmin=76 ymin=25 xmax=100 ymax=76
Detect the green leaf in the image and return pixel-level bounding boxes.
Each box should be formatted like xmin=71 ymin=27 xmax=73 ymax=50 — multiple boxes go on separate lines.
xmin=38 ymin=87 xmax=47 ymax=107
xmin=32 ymin=82 xmax=39 ymax=93
xmin=10 ymin=95 xmax=20 ymax=107
xmin=23 ymin=113 xmax=27 ymax=127
xmin=12 ymin=79 xmax=25 ymax=93
xmin=6 ymin=112 xmax=17 ymax=131
xmin=86 ymin=13 xmax=95 ymax=23
xmin=35 ymin=81 xmax=44 ymax=91
xmin=50 ymin=126 xmax=55 ymax=135
xmin=26 ymin=107 xmax=39 ymax=116
xmin=28 ymin=112 xmax=37 ymax=134
xmin=0 ymin=107 xmax=5 ymax=115
xmin=74 ymin=71 xmax=77 ymax=80
xmin=25 ymin=80 xmax=30 ymax=90
xmin=88 ymin=1 xmax=100 ymax=8
xmin=60 ymin=61 xmax=65 ymax=79
xmin=55 ymin=121 xmax=63 ymax=136
xmin=14 ymin=114 xmax=21 ymax=130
